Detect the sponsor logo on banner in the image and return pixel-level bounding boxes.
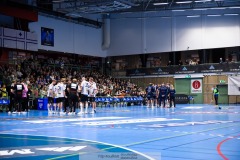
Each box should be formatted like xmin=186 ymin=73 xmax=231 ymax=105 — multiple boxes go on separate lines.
xmin=151 ymin=67 xmax=169 ymax=75
xmin=191 ymin=79 xmax=202 ymax=93
xmin=209 ymin=65 xmax=215 ymax=70
xmin=228 ymin=76 xmax=240 ymax=95
xmin=182 ymin=67 xmax=187 ymax=71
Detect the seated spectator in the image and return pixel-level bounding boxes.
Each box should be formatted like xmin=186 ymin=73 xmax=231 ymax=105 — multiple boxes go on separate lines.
xmin=219 ymin=58 xmax=223 ymax=64
xmin=225 ymin=59 xmax=229 ymax=64
xmin=178 ymin=60 xmax=183 ymax=66
xmin=167 ymin=61 xmax=172 ymax=66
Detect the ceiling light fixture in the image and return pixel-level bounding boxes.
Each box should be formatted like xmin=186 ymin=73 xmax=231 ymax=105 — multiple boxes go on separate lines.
xmin=224 ymin=14 xmax=239 ymax=16
xmin=210 ymin=7 xmax=225 ymax=9
xmin=187 ymin=15 xmax=201 ymax=17
xmin=52 ymin=0 xmax=65 ymax=3
xmin=229 ymin=6 xmax=240 ymax=9
xmin=176 ymin=1 xmax=192 ymax=4
xmin=153 ymin=3 xmax=169 ymax=5
xmin=172 ymin=10 xmax=186 ymax=12
xmin=207 ymin=14 xmax=221 ymax=16
xmin=195 ymin=0 xmax=211 ymax=2
xmin=193 ymin=8 xmax=207 ymax=10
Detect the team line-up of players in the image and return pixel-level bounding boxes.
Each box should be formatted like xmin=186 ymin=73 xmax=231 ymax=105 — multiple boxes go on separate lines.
xmin=145 ymin=83 xmax=176 ymax=108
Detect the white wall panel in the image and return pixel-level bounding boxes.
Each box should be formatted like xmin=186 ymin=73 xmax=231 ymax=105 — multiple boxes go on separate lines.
xmin=16 ymin=41 xmax=25 ymax=50
xmin=108 ymin=11 xmax=240 ymax=57
xmin=203 ymin=15 xmax=239 ymax=48
xmin=173 ymin=16 xmax=202 ymax=51
xmin=26 ymin=42 xmax=38 ymax=51
xmin=3 ymin=28 xmax=16 ymax=38
xmin=108 ymin=18 xmax=142 ymax=56
xmin=145 ymin=17 xmax=172 ymax=53
xmin=27 ymin=12 xmax=240 ymax=57
xmin=29 ymin=15 xmax=106 ymax=57
xmin=3 ymin=39 xmax=16 ymax=48
xmin=26 ymin=32 xmax=37 ymax=41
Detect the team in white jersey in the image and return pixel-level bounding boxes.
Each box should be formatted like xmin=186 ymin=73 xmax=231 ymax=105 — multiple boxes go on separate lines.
xmin=46 ymin=77 xmax=99 ymax=115
xmin=47 ymin=79 xmax=56 ymax=113
xmin=54 ymin=79 xmax=66 ymax=114
xmin=79 ymin=77 xmax=89 ymax=114
xmin=88 ymin=77 xmax=98 ymax=113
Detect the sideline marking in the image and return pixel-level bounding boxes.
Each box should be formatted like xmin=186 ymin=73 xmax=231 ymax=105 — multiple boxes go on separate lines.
xmin=216 ymin=134 xmax=240 ymax=160
xmin=181 ymin=107 xmax=203 ymax=109
xmin=23 ymin=117 xmax=129 ymax=124
xmin=73 ymin=118 xmax=182 ymax=126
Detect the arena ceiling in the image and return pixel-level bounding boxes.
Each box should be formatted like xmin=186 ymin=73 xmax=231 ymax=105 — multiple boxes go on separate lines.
xmin=37 ymin=0 xmax=240 ymax=14
xmin=3 ymin=0 xmax=240 ymax=27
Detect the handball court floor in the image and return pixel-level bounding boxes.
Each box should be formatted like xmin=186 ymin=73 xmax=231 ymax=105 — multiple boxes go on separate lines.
xmin=0 ymin=104 xmax=240 ymax=160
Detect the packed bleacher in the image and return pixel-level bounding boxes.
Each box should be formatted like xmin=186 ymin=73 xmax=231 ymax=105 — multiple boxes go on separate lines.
xmin=0 ymin=57 xmax=146 ymax=113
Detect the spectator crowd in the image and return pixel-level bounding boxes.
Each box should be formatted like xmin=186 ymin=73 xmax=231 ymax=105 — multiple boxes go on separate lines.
xmin=0 ymin=57 xmax=145 ymax=113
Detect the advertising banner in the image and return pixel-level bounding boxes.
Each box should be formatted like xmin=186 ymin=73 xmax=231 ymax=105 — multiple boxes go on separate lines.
xmin=191 ymin=79 xmax=202 ymax=93
xmin=228 ymin=76 xmax=240 ymax=95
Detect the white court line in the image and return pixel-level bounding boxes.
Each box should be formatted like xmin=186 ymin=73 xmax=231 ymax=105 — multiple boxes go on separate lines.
xmin=23 ymin=117 xmax=129 ymax=124
xmin=73 ymin=118 xmax=182 ymax=126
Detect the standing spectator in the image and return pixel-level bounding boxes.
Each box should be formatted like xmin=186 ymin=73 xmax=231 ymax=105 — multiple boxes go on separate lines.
xmin=0 ymin=84 xmax=8 ymax=98
xmin=21 ymin=80 xmax=28 ymax=112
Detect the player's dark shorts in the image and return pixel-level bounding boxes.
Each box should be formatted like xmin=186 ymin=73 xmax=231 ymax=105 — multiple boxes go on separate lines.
xmin=78 ymin=93 xmax=82 ymax=98
xmin=56 ymin=97 xmax=64 ymax=103
xmin=48 ymin=97 xmax=54 ymax=104
xmin=147 ymin=93 xmax=153 ymax=100
xmin=68 ymin=94 xmax=79 ymax=103
xmin=88 ymin=97 xmax=95 ymax=102
xmin=80 ymin=94 xmax=88 ymax=102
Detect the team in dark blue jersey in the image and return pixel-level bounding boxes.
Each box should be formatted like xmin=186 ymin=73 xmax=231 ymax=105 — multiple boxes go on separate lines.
xmin=145 ymin=83 xmax=155 ymax=107
xmin=145 ymin=82 xmax=176 ymax=108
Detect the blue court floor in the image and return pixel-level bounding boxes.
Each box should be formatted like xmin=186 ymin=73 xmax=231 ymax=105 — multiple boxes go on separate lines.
xmin=0 ymin=104 xmax=240 ymax=160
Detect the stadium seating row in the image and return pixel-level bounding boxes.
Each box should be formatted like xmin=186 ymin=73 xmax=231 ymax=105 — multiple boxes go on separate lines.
xmin=95 ymin=96 xmax=144 ymax=107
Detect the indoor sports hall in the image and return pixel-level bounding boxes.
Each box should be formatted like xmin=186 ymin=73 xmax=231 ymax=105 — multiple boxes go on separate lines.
xmin=0 ymin=0 xmax=240 ymax=160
